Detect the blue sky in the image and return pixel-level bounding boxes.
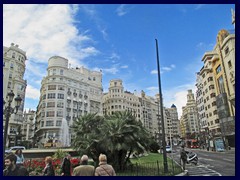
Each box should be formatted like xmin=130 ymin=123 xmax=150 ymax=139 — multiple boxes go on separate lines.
xmin=3 ymin=4 xmax=235 ymax=117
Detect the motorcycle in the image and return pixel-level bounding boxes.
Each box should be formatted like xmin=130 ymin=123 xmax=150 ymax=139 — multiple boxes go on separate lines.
xmin=186 ymin=151 xmax=198 ymax=165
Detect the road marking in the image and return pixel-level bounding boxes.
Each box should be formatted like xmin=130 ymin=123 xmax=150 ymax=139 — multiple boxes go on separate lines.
xmin=222 ymin=158 xmax=232 ymax=162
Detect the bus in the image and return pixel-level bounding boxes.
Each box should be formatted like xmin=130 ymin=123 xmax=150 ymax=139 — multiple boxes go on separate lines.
xmin=186 ymin=139 xmax=199 ymax=148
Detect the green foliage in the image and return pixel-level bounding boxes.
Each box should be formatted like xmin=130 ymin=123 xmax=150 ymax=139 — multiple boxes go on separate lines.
xmin=71 ymin=111 xmax=153 ymax=170
xmin=52 ymin=149 xmax=67 ymax=159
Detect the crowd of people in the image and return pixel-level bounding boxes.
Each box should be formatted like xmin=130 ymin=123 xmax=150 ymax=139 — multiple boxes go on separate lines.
xmin=3 ymin=149 xmax=116 ymax=176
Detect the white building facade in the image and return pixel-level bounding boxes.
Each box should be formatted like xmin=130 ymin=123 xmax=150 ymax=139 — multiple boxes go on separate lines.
xmin=35 ymin=56 xmax=103 ymax=145
xmin=3 ymin=43 xmax=27 ymax=147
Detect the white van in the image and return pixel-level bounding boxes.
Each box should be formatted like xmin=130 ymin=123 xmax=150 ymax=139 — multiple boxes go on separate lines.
xmin=5 ymin=146 xmax=26 ymax=154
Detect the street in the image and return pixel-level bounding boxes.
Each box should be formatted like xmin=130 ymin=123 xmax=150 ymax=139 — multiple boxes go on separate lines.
xmin=170 ymin=146 xmax=235 ymax=176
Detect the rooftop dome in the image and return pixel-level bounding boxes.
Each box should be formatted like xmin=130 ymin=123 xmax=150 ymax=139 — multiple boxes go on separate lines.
xmin=171 ymin=104 xmax=176 ymax=108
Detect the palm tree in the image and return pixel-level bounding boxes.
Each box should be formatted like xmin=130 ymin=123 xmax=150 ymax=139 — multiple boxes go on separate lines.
xmin=71 ymin=111 xmax=152 ymax=170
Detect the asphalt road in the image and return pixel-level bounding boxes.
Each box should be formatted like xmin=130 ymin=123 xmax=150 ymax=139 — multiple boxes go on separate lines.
xmin=170 ymin=146 xmax=235 ymax=176
xmin=189 ymin=148 xmax=235 ymax=176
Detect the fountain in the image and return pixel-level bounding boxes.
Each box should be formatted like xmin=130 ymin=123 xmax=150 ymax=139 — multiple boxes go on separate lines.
xmin=59 ymin=118 xmax=70 ymax=147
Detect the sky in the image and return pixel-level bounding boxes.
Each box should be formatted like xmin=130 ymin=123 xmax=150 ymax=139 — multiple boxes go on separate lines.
xmin=3 ymin=4 xmax=235 ymax=117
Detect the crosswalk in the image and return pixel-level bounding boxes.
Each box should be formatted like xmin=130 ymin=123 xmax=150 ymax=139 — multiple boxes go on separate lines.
xmin=186 ymin=164 xmax=221 ymax=176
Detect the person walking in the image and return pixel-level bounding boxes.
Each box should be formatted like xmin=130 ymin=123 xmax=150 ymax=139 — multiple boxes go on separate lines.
xmin=180 ymin=145 xmax=187 ymax=170
xmin=61 ymin=153 xmax=72 ymax=176
xmin=15 ymin=149 xmax=25 ymax=166
xmin=3 ymin=153 xmax=29 ymax=176
xmin=95 ymin=154 xmax=116 ymax=176
xmin=43 ymin=156 xmax=55 ymax=176
xmin=73 ymin=155 xmax=95 ymax=176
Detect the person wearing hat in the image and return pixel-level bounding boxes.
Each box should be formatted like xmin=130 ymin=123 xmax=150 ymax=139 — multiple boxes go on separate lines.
xmin=95 ymin=154 xmax=116 ymax=176
xmin=72 ymin=155 xmax=95 ymax=176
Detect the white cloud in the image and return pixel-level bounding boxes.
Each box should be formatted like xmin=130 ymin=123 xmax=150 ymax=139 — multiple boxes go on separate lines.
xmin=146 ymin=86 xmax=158 ymax=91
xmin=151 ymin=64 xmax=176 ymax=75
xmin=162 ymin=67 xmax=171 ymax=71
xmin=109 ymin=52 xmax=120 ymax=60
xmin=3 ymin=4 xmax=100 ymax=101
xmin=26 ymin=85 xmax=40 ymax=100
xmin=3 ymin=4 xmax=97 ymax=65
xmin=116 ymin=4 xmax=128 ymax=16
xmin=120 ymin=65 xmax=128 ymax=69
xmin=195 ymin=4 xmax=205 ymax=10
xmin=163 ymin=83 xmax=197 ymax=117
xmin=102 ymin=67 xmax=118 ymax=74
xmin=151 ymin=70 xmax=158 ymax=74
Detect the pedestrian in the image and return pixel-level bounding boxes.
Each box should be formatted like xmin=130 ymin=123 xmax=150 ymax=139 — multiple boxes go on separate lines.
xmin=15 ymin=149 xmax=25 ymax=166
xmin=43 ymin=156 xmax=55 ymax=176
xmin=95 ymin=154 xmax=116 ymax=176
xmin=180 ymin=145 xmax=187 ymax=170
xmin=73 ymin=155 xmax=95 ymax=176
xmin=3 ymin=153 xmax=29 ymax=176
xmin=61 ymin=153 xmax=72 ymax=176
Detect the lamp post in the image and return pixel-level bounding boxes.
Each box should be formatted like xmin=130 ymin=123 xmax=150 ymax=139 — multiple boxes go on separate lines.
xmin=155 ymin=39 xmax=168 ymax=173
xmin=3 ymin=90 xmax=22 ymax=155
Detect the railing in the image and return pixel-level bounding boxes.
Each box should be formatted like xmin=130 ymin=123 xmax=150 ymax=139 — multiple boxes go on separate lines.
xmin=115 ymin=160 xmax=182 ymax=176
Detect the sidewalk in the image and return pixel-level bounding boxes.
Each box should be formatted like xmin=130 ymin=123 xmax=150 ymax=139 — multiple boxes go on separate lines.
xmin=186 ymin=146 xmax=235 ymax=153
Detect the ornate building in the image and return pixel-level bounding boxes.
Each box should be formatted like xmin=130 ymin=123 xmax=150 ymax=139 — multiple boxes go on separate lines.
xmin=35 ymin=56 xmax=103 ymax=146
xmin=3 ymin=43 xmax=27 ymax=147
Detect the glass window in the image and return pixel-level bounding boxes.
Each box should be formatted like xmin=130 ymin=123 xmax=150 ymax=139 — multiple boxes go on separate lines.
xmin=47 ymin=102 xmax=55 ymax=108
xmin=216 ymin=65 xmax=221 ymax=74
xmin=58 ymin=93 xmax=64 ymax=99
xmin=46 ymin=121 xmax=54 ymax=126
xmin=57 ymin=111 xmax=63 ymax=117
xmin=217 ymin=76 xmax=225 ymax=93
xmin=46 ymin=111 xmax=55 ymax=117
xmin=57 ymin=102 xmax=64 ymax=108
xmin=48 ymin=85 xmax=56 ymax=90
xmin=228 ymin=60 xmax=232 ymax=68
xmin=48 ymin=93 xmax=56 ymax=99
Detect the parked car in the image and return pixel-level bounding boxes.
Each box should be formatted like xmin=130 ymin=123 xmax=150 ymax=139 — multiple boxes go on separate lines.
xmin=166 ymin=145 xmax=172 ymax=153
xmin=5 ymin=146 xmax=26 ymax=154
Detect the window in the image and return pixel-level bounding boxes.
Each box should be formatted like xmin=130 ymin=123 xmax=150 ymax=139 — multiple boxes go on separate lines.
xmin=47 ymin=102 xmax=55 ymax=108
xmin=48 ymin=85 xmax=56 ymax=90
xmin=9 ymin=73 xmax=12 ymax=79
xmin=46 ymin=121 xmax=54 ymax=126
xmin=56 ymin=121 xmax=62 ymax=126
xmin=12 ymin=52 xmax=16 ymax=58
xmin=57 ymin=102 xmax=64 ymax=108
xmin=224 ymin=47 xmax=229 ymax=55
xmin=58 ymin=93 xmax=64 ymax=99
xmin=60 ymin=69 xmax=64 ymax=75
xmin=10 ymin=63 xmax=14 ymax=69
xmin=209 ymin=85 xmax=214 ymax=90
xmin=217 ymin=76 xmax=225 ymax=93
xmin=53 ymin=69 xmax=56 ymax=75
xmin=42 ymin=94 xmax=46 ymax=100
xmin=48 ymin=93 xmax=55 ymax=99
xmin=58 ymin=85 xmax=64 ymax=90
xmin=208 ymin=77 xmax=213 ymax=82
xmin=210 ymin=93 xmax=216 ymax=98
xmin=228 ymin=60 xmax=232 ymax=68
xmin=46 ymin=111 xmax=55 ymax=117
xmin=57 ymin=111 xmax=63 ymax=117
xmin=216 ymin=65 xmax=221 ymax=74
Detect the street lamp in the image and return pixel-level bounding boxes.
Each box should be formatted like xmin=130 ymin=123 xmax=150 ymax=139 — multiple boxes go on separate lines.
xmin=155 ymin=39 xmax=168 ymax=173
xmin=3 ymin=90 xmax=22 ymax=155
